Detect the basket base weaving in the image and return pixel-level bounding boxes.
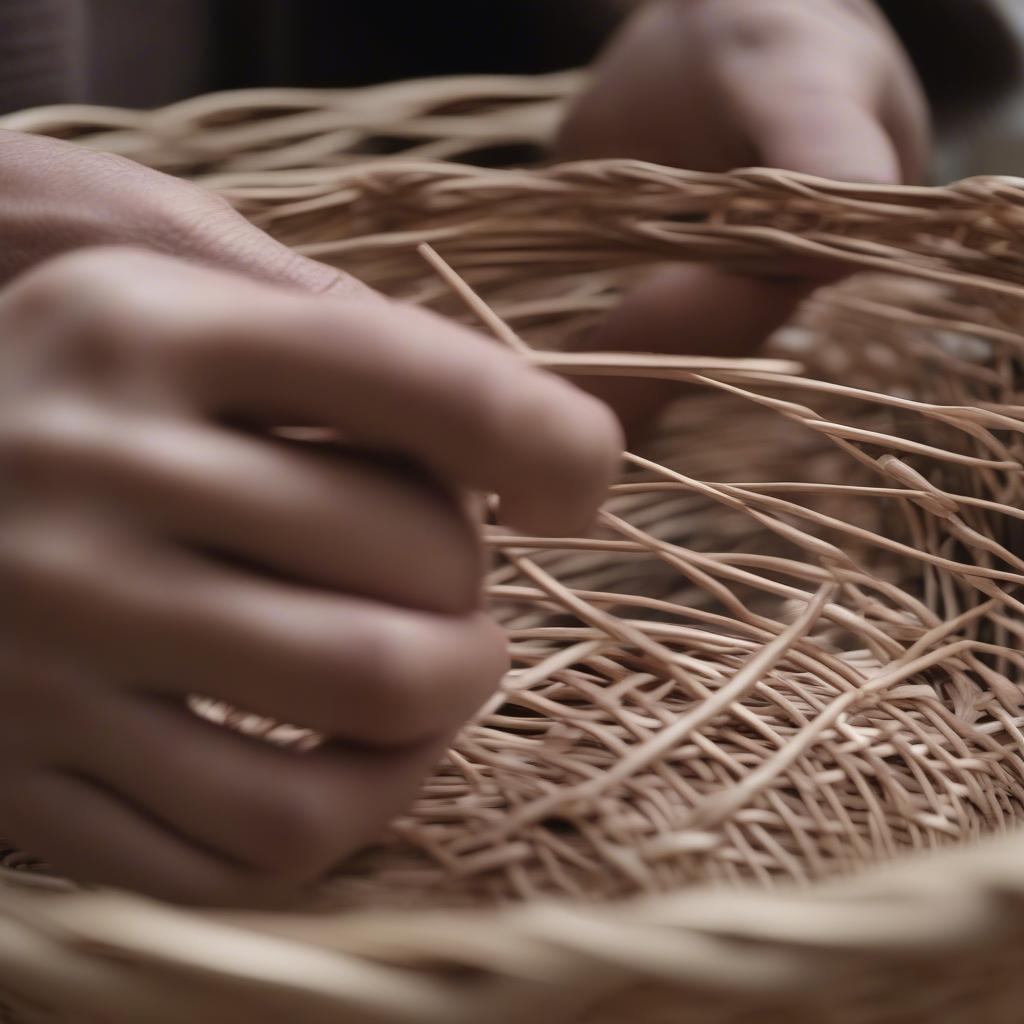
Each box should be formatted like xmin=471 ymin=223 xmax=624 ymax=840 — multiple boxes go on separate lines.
xmin=0 ymin=73 xmax=1023 ymax=1022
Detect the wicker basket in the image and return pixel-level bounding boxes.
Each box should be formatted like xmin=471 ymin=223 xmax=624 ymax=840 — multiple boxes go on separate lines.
xmin=3 ymin=73 xmax=1024 ymax=1024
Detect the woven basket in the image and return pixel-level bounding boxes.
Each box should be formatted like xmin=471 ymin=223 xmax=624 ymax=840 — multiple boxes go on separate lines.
xmin=4 ymin=72 xmax=1024 ymax=1024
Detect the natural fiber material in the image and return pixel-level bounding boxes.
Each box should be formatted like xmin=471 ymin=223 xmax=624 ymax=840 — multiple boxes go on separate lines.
xmin=1 ymin=74 xmax=1024 ymax=1022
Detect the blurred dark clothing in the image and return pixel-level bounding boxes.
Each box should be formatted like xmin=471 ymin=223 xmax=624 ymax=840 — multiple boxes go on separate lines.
xmin=0 ymin=0 xmax=1020 ymax=117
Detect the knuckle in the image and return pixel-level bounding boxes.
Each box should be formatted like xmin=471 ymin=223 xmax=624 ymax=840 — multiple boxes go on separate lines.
xmin=10 ymin=247 xmax=138 ymax=308
xmin=274 ymin=619 xmax=406 ymax=743
xmin=0 ymin=515 xmax=115 ymax=646
xmin=322 ymin=612 xmax=495 ymax=747
xmin=377 ymin=615 xmax=507 ymax=742
xmin=347 ymin=622 xmax=437 ymax=745
xmin=6 ymin=247 xmax=261 ymax=388
xmin=717 ymin=9 xmax=795 ymax=50
xmin=0 ymin=401 xmax=108 ymax=485
xmin=238 ymin=780 xmax=340 ymax=878
xmin=4 ymin=248 xmax=168 ymax=360
xmin=0 ymin=523 xmax=75 ymax=600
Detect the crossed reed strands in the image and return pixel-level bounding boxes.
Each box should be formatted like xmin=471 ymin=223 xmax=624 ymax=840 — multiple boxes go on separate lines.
xmin=3 ymin=74 xmax=1024 ymax=1024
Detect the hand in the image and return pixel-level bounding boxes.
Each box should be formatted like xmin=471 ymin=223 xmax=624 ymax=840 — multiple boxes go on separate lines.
xmin=0 ymin=247 xmax=621 ymax=905
xmin=558 ymin=0 xmax=930 ymax=427
xmin=563 ymin=0 xmax=928 ymax=183
xmin=0 ymin=128 xmax=364 ymax=295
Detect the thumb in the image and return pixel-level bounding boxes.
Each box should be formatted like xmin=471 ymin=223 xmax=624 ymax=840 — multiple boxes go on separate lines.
xmin=0 ymin=130 xmax=375 ymax=300
xmin=161 ymin=187 xmax=376 ymax=302
xmin=746 ymin=94 xmax=902 ymax=185
xmin=575 ymin=264 xmax=811 ymax=434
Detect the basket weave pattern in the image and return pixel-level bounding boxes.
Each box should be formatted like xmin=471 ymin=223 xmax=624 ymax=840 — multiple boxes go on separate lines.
xmin=1 ymin=74 xmax=1024 ymax=1022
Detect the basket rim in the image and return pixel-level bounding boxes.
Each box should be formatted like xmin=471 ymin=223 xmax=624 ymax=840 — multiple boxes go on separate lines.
xmin=4 ymin=74 xmax=1024 ymax=1021
xmin=2 ymin=827 xmax=1024 ymax=1020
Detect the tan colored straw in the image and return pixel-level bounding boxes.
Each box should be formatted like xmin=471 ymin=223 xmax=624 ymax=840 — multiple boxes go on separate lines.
xmin=1 ymin=72 xmax=1024 ymax=1022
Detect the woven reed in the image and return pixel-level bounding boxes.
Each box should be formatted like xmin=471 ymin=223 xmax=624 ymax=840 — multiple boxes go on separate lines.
xmin=2 ymin=73 xmax=1024 ymax=1023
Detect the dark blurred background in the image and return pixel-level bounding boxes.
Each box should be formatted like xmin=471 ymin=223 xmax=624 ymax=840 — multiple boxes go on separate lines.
xmin=1 ymin=0 xmax=622 ymax=112
xmin=1 ymin=0 xmax=1022 ymax=176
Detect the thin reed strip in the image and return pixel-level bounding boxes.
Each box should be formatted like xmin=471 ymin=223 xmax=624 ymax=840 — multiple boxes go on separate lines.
xmin=0 ymin=77 xmax=1023 ymax=1024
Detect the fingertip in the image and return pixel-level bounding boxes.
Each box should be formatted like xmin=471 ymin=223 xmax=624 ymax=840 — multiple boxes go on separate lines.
xmin=497 ymin=385 xmax=622 ymax=537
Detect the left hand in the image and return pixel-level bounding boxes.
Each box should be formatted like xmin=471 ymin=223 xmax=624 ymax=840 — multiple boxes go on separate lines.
xmin=558 ymin=0 xmax=930 ymax=427
xmin=562 ymin=0 xmax=928 ymax=183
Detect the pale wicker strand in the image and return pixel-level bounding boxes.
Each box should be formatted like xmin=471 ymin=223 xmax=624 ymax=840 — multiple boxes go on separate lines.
xmin=0 ymin=79 xmax=1022 ymax=1024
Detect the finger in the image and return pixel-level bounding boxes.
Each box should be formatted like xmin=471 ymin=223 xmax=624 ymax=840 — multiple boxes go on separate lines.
xmin=879 ymin=69 xmax=932 ymax=185
xmin=745 ymin=92 xmax=902 ymax=185
xmin=576 ymin=264 xmax=812 ymax=432
xmin=16 ymin=248 xmax=622 ymax=536
xmin=0 ymin=770 xmax=283 ymax=906
xmin=191 ymin=292 xmax=622 ymax=537
xmin=65 ymin=694 xmax=443 ymax=879
xmin=4 ymin=520 xmax=508 ymax=745
xmin=12 ymin=411 xmax=482 ymax=614
xmin=718 ymin=5 xmax=905 ymax=185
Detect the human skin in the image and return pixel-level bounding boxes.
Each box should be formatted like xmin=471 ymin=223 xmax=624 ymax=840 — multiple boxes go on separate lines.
xmin=0 ymin=139 xmax=621 ymax=906
xmin=0 ymin=0 xmax=928 ymax=905
xmin=557 ymin=0 xmax=930 ymax=427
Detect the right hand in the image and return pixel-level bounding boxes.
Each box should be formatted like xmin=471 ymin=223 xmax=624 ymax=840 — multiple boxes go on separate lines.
xmin=0 ymin=246 xmax=621 ymax=906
